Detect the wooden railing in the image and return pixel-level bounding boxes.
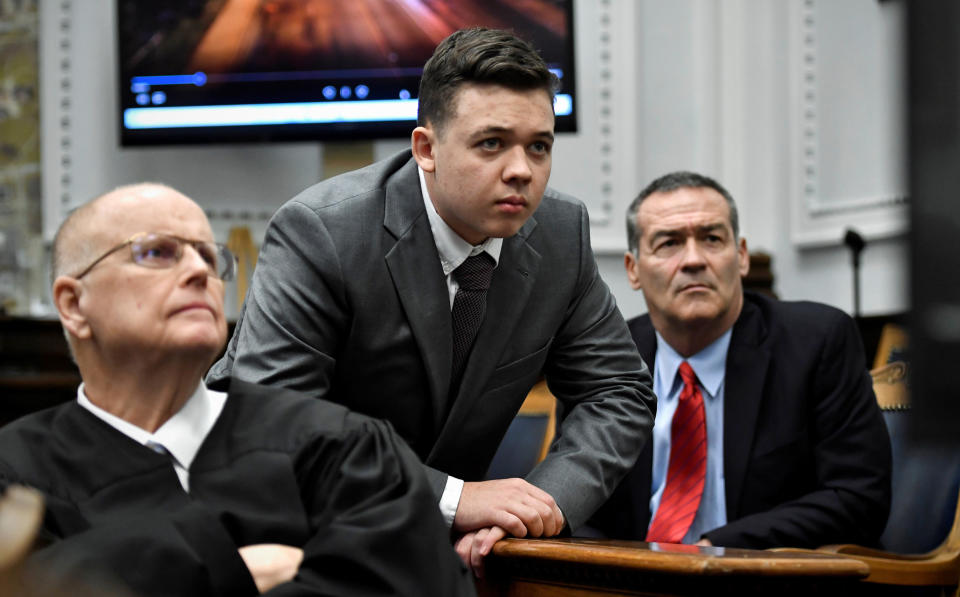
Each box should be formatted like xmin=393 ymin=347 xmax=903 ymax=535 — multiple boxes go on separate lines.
xmin=476 ymin=537 xmax=869 ymax=597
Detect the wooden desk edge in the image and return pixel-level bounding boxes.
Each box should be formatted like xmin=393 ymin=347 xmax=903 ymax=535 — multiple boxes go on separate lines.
xmin=490 ymin=538 xmax=871 ymax=578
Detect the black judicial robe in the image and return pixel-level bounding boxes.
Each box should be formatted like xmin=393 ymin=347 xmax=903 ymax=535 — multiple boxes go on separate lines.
xmin=0 ymin=379 xmax=475 ymax=596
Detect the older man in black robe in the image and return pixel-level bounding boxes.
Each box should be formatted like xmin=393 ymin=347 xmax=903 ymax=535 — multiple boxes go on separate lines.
xmin=0 ymin=183 xmax=473 ymax=596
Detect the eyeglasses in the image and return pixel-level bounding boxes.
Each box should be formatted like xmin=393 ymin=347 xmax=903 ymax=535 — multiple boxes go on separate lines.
xmin=74 ymin=232 xmax=237 ymax=281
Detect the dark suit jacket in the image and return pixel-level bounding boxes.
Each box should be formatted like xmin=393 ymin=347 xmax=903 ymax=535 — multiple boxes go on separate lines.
xmin=588 ymin=291 xmax=891 ymax=548
xmin=207 ymin=150 xmax=655 ymax=530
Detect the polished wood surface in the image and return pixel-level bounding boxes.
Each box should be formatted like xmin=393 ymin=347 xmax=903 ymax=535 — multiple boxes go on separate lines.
xmin=478 ymin=538 xmax=869 ymax=596
xmin=806 ymin=542 xmax=960 ymax=587
xmin=871 ymin=360 xmax=909 ymax=411
xmin=0 ymin=486 xmax=44 ymax=595
xmin=743 ymin=251 xmax=776 ymax=298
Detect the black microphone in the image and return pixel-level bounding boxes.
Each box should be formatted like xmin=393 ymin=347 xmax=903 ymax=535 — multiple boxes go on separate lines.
xmin=844 ymin=228 xmax=866 ymax=319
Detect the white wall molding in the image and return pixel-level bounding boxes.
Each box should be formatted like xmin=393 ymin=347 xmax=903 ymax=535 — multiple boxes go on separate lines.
xmin=716 ymin=0 xmax=748 ymax=211
xmin=39 ymin=0 xmax=72 ymax=240
xmin=585 ymin=0 xmax=640 ymax=253
xmin=788 ymin=0 xmax=908 ymax=248
xmin=554 ymin=0 xmax=639 ymax=254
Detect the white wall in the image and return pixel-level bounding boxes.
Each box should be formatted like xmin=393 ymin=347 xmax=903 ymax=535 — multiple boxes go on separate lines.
xmin=601 ymin=0 xmax=908 ymax=320
xmin=38 ymin=0 xmax=909 ymax=320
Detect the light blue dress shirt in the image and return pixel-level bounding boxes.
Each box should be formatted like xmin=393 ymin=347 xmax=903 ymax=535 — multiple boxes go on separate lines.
xmin=649 ymin=329 xmax=732 ymax=543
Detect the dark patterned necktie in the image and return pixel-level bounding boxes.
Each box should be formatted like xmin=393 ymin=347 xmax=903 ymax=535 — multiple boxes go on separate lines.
xmin=646 ymin=361 xmax=707 ymax=543
xmin=449 ymin=252 xmax=496 ymax=395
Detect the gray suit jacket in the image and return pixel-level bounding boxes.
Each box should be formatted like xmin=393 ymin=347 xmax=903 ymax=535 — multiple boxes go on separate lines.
xmin=208 ymin=150 xmax=655 ymax=530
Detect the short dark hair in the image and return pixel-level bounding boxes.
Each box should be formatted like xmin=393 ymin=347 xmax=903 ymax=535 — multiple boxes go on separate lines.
xmin=625 ymin=171 xmax=740 ymax=253
xmin=417 ymin=27 xmax=559 ymax=134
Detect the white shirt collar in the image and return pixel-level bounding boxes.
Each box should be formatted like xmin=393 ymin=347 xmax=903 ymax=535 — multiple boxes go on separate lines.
xmin=418 ymin=165 xmax=502 ymax=276
xmin=77 ymin=381 xmax=227 ymax=485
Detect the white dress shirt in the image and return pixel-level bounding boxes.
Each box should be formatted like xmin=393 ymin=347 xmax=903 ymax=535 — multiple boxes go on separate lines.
xmin=419 ymin=166 xmax=501 ymax=526
xmin=77 ymin=381 xmax=227 ymax=492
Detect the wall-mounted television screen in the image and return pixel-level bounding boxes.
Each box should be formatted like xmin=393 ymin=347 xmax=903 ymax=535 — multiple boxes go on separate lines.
xmin=117 ymin=0 xmax=577 ymax=146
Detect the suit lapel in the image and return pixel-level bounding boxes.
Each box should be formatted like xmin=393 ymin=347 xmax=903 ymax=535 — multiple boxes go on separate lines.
xmin=428 ymin=218 xmax=541 ymax=462
xmin=722 ymin=298 xmax=770 ymax=519
xmin=383 ymin=158 xmax=452 ymax=430
xmin=633 ymin=316 xmax=658 ymax=368
xmin=632 ymin=316 xmax=658 ymax=528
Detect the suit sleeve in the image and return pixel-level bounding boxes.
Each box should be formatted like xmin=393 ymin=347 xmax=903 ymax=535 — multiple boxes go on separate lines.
xmin=205 ymin=200 xmax=453 ymax=504
xmin=703 ymin=313 xmax=892 ymax=548
xmin=527 ymin=201 xmax=657 ymax=531
xmin=207 ymin=200 xmax=346 ymax=396
xmin=265 ymin=418 xmax=474 ymax=596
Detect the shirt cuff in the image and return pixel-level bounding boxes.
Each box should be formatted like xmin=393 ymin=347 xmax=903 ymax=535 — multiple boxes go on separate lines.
xmin=439 ymin=475 xmax=464 ymax=528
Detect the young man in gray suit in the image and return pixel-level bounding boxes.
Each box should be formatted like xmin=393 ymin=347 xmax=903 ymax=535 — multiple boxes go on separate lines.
xmin=208 ymin=27 xmax=655 ymax=572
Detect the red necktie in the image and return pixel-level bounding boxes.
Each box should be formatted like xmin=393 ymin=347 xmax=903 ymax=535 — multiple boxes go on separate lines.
xmin=646 ymin=361 xmax=707 ymax=544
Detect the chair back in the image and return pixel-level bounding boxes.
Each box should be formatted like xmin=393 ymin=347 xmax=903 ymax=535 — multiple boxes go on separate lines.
xmin=875 ymin=362 xmax=960 ymax=554
xmin=798 ymin=362 xmax=960 ymax=587
xmin=485 ymin=380 xmax=556 ymax=480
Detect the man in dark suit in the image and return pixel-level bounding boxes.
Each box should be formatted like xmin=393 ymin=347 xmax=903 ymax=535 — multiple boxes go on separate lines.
xmin=588 ymin=171 xmax=891 ymax=549
xmin=207 ymin=28 xmax=655 ymax=569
